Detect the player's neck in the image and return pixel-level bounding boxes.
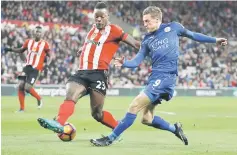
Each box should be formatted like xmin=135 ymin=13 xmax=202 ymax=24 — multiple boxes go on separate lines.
xmin=97 ymin=21 xmax=110 ymax=31
xmin=150 ymin=23 xmax=162 ymax=33
xmin=35 ymin=38 xmax=41 ymax=42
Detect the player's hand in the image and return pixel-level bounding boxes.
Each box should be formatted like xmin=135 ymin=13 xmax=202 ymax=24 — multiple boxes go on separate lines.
xmin=77 ymin=47 xmax=83 ymax=56
xmin=4 ymin=47 xmax=12 ymax=53
xmin=216 ymin=38 xmax=227 ymax=46
xmin=114 ymin=57 xmax=125 ymax=67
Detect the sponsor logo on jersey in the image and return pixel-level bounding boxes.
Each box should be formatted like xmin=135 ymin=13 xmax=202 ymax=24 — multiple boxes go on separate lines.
xmin=151 ymin=38 xmax=169 ymax=51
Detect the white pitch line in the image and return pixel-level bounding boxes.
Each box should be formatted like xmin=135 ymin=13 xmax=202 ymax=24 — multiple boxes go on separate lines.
xmin=158 ymin=111 xmax=176 ymax=115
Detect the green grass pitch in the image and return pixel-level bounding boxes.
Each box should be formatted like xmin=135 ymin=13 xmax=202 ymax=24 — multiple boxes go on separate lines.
xmin=2 ymin=96 xmax=237 ymax=155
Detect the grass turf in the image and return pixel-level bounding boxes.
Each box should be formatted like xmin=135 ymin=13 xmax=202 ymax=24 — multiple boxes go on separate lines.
xmin=2 ymin=96 xmax=237 ymax=155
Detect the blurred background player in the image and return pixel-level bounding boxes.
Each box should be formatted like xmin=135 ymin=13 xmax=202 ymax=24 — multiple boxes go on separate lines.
xmin=37 ymin=2 xmax=140 ymax=133
xmin=4 ymin=26 xmax=52 ymax=112
xmin=90 ymin=6 xmax=228 ymax=146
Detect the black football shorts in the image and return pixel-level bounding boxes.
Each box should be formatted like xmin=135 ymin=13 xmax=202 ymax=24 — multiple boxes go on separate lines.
xmin=68 ymin=70 xmax=109 ymax=96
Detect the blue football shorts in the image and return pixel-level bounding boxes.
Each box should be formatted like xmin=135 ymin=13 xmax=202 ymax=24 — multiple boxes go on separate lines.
xmin=143 ymin=72 xmax=176 ymax=105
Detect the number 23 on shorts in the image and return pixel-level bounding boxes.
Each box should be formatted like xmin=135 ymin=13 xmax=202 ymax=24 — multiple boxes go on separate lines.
xmin=96 ymin=80 xmax=106 ymax=90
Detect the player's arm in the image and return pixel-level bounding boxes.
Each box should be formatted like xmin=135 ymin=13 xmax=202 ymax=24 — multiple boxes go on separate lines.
xmin=4 ymin=47 xmax=27 ymax=53
xmin=122 ymin=52 xmax=145 ymax=68
xmin=114 ymin=41 xmax=148 ymax=68
xmin=4 ymin=39 xmax=29 ymax=54
xmin=122 ymin=34 xmax=141 ymax=50
xmin=115 ymin=25 xmax=140 ymax=50
xmin=175 ymin=22 xmax=227 ymax=46
xmin=45 ymin=49 xmax=53 ymax=66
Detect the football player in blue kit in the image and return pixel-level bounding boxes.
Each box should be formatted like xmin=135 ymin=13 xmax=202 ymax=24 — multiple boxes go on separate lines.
xmin=90 ymin=6 xmax=227 ymax=146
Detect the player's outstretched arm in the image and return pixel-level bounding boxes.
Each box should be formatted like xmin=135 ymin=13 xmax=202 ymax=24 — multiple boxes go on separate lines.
xmin=122 ymin=34 xmax=141 ymax=50
xmin=115 ymin=37 xmax=149 ymax=68
xmin=174 ymin=22 xmax=227 ymax=46
xmin=114 ymin=51 xmax=145 ymax=68
xmin=216 ymin=38 xmax=228 ymax=46
xmin=4 ymin=47 xmax=26 ymax=54
xmin=183 ymin=30 xmax=228 ymax=46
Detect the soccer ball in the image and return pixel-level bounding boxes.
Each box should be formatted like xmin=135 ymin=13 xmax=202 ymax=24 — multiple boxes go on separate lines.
xmin=57 ymin=122 xmax=76 ymax=142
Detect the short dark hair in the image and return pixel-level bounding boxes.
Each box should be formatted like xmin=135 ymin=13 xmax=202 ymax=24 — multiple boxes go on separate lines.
xmin=35 ymin=26 xmax=42 ymax=29
xmin=95 ymin=2 xmax=107 ymax=9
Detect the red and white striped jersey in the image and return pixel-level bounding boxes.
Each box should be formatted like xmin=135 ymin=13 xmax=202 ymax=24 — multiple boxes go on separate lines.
xmin=22 ymin=39 xmax=50 ymax=71
xmin=79 ymin=24 xmax=128 ymax=70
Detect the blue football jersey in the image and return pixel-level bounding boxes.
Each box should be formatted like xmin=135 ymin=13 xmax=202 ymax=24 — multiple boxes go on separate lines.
xmin=123 ymin=22 xmax=216 ymax=75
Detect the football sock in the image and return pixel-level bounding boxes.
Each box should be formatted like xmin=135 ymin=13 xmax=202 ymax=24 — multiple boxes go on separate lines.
xmin=57 ymin=100 xmax=75 ymax=125
xmin=29 ymin=88 xmax=41 ymax=100
xmin=109 ymin=112 xmax=137 ymax=141
xmin=100 ymin=111 xmax=118 ymax=129
xmin=150 ymin=116 xmax=176 ymax=133
xmin=18 ymin=90 xmax=25 ymax=110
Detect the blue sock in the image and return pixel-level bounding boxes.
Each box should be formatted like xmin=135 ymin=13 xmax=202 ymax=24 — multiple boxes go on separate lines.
xmin=108 ymin=112 xmax=137 ymax=141
xmin=151 ymin=116 xmax=176 ymax=133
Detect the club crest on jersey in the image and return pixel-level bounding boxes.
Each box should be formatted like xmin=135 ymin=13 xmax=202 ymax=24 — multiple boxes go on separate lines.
xmin=32 ymin=47 xmax=37 ymax=52
xmin=164 ymin=27 xmax=171 ymax=32
xmin=90 ymin=33 xmax=97 ymax=40
xmin=100 ymin=30 xmax=107 ymax=35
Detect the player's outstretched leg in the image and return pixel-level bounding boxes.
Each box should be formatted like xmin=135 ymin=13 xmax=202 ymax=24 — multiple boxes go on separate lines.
xmin=90 ymin=112 xmax=137 ymax=147
xmin=37 ymin=118 xmax=64 ymax=133
xmin=24 ymin=83 xmax=43 ymax=109
xmin=17 ymin=90 xmax=25 ymax=112
xmin=149 ymin=116 xmax=188 ymax=145
xmin=16 ymin=81 xmax=25 ymax=112
xmin=174 ymin=122 xmax=188 ymax=145
xmin=90 ymin=90 xmax=118 ymax=129
xmin=37 ymin=99 xmax=43 ymax=109
xmin=37 ymin=100 xmax=75 ymax=133
xmin=142 ymin=104 xmax=188 ymax=145
xmin=37 ymin=82 xmax=86 ymax=133
xmin=90 ymin=135 xmax=113 ymax=147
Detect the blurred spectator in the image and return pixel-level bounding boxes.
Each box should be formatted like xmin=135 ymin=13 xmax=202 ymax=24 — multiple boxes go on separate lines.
xmin=1 ymin=1 xmax=237 ymax=88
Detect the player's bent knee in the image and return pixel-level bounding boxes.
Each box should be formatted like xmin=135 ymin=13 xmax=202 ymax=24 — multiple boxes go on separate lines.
xmin=65 ymin=82 xmax=86 ymax=103
xmin=141 ymin=119 xmax=150 ymax=125
xmin=65 ymin=97 xmax=77 ymax=103
xmin=141 ymin=117 xmax=153 ymax=126
xmin=91 ymin=112 xmax=103 ymax=122
xmin=18 ymin=84 xmax=25 ymax=91
xmin=24 ymin=83 xmax=32 ymax=92
xmin=128 ymin=103 xmax=140 ymax=114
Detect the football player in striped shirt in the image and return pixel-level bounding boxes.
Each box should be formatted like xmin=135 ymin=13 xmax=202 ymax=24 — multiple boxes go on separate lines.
xmin=37 ymin=2 xmax=140 ymax=134
xmin=4 ymin=26 xmax=52 ymax=112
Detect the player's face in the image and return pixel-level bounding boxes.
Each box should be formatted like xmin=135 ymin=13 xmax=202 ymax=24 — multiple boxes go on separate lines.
xmin=143 ymin=14 xmax=160 ymax=33
xmin=34 ymin=28 xmax=42 ymax=40
xmin=94 ymin=9 xmax=109 ymax=30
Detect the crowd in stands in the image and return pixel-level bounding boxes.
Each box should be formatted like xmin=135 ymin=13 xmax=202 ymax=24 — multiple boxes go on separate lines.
xmin=1 ymin=1 xmax=237 ymax=88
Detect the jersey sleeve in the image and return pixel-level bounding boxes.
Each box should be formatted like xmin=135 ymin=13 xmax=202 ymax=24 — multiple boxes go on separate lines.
xmin=172 ymin=22 xmax=216 ymax=43
xmin=22 ymin=39 xmax=29 ymax=49
xmin=113 ymin=25 xmax=128 ymax=41
xmin=122 ymin=37 xmax=149 ymax=68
